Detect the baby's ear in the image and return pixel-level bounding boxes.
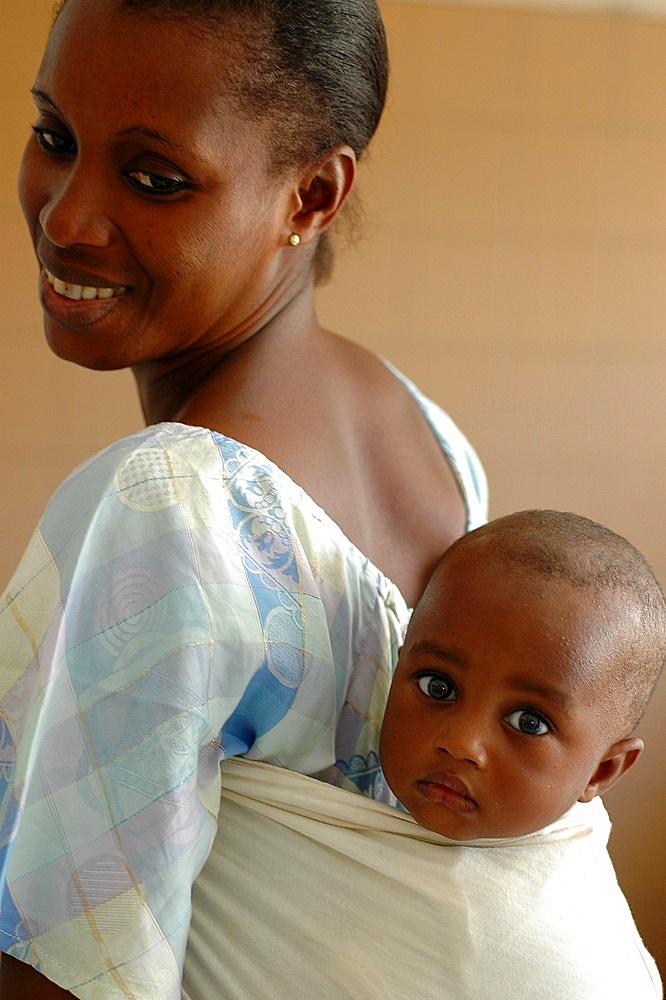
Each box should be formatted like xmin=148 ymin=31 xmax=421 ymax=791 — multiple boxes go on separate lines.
xmin=578 ymin=737 xmax=644 ymax=802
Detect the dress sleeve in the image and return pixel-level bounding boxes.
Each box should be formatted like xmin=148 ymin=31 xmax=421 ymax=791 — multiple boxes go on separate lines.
xmin=0 ymin=424 xmax=401 ymax=999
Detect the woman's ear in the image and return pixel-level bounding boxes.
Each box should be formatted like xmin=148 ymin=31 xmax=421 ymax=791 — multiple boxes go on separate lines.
xmin=578 ymin=737 xmax=644 ymax=802
xmin=288 ymin=145 xmax=357 ymax=243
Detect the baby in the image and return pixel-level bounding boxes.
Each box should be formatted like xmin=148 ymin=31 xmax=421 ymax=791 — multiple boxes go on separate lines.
xmin=185 ymin=510 xmax=664 ymax=1000
xmin=380 ymin=507 xmax=665 ymax=842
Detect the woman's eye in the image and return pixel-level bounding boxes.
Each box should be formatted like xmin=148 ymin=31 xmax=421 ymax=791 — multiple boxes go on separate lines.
xmin=506 ymin=709 xmax=550 ymax=736
xmin=416 ymin=673 xmax=456 ymax=701
xmin=32 ymin=125 xmax=75 ymax=155
xmin=125 ymin=169 xmax=189 ymax=195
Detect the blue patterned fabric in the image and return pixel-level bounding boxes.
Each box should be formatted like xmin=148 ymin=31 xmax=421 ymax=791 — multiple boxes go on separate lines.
xmin=0 ymin=372 xmax=487 ymax=998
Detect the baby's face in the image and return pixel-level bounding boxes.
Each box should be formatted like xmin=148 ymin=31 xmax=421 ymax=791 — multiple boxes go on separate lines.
xmin=380 ymin=545 xmax=626 ymax=840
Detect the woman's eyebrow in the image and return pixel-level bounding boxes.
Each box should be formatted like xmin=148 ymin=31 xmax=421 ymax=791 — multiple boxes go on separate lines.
xmin=31 ymin=87 xmax=59 ymax=110
xmin=115 ymin=124 xmax=195 ymax=158
xmin=30 ymin=89 xmax=200 ymax=160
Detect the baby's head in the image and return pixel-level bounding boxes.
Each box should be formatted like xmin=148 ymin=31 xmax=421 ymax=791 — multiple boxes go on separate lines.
xmin=380 ymin=510 xmax=665 ymax=841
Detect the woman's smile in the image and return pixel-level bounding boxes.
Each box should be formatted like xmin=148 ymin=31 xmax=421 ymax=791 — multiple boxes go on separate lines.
xmin=45 ymin=267 xmax=124 ymax=301
xmin=20 ymin=0 xmax=303 ymax=375
xmin=39 ymin=267 xmax=129 ymax=332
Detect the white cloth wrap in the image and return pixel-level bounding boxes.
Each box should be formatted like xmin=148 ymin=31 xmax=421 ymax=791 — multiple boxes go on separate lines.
xmin=182 ymin=758 xmax=662 ymax=1000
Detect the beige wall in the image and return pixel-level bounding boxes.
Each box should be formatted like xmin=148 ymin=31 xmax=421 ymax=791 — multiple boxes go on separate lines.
xmin=3 ymin=0 xmax=665 ymax=978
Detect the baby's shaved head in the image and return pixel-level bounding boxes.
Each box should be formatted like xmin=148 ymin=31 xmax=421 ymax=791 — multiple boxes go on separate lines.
xmin=438 ymin=510 xmax=666 ymax=733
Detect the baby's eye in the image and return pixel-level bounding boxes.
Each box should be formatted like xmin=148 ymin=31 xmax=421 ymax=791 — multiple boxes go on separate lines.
xmin=125 ymin=169 xmax=189 ymax=195
xmin=506 ymin=709 xmax=550 ymax=736
xmin=416 ymin=673 xmax=456 ymax=701
xmin=32 ymin=125 xmax=75 ymax=155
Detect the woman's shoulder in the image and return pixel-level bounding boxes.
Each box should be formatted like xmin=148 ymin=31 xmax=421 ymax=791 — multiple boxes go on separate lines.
xmin=46 ymin=420 xmax=380 ymax=544
xmin=18 ymin=421 xmax=402 ymax=616
xmin=46 ymin=421 xmax=311 ymax=524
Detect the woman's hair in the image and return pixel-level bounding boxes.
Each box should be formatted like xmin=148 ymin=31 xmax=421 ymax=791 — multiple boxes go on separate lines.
xmin=55 ymin=0 xmax=389 ymax=282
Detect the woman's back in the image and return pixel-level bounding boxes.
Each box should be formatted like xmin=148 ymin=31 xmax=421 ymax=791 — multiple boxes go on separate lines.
xmin=0 ymin=377 xmax=485 ymax=998
xmin=0 ymin=0 xmax=488 ymax=995
xmin=176 ymin=325 xmax=470 ymax=605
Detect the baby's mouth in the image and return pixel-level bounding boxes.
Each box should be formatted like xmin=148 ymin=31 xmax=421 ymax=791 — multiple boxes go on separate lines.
xmin=419 ymin=771 xmax=477 ymax=806
xmin=45 ymin=268 xmax=124 ymax=301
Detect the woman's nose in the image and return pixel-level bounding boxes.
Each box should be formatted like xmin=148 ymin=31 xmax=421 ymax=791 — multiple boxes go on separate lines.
xmin=39 ymin=167 xmax=116 ymax=250
xmin=438 ymin=712 xmax=489 ymax=768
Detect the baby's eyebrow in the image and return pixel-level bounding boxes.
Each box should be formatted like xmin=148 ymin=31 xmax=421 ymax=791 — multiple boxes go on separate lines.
xmin=505 ymin=674 xmax=572 ymax=710
xmin=407 ymin=640 xmax=464 ymax=668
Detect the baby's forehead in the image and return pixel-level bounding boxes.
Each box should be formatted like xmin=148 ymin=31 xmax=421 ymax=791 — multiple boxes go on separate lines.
xmin=418 ymin=516 xmax=663 ymax=733
xmin=426 ymin=542 xmax=635 ymax=670
xmin=439 ymin=535 xmax=625 ymax=610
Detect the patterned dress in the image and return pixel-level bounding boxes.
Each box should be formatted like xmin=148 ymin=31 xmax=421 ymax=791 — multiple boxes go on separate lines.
xmin=0 ymin=368 xmax=487 ymax=998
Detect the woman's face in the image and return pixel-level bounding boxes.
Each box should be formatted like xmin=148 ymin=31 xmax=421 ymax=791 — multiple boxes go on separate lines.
xmin=19 ymin=0 xmax=302 ymax=371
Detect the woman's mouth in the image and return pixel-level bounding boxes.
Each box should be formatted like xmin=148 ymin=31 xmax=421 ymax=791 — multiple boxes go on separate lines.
xmin=45 ymin=268 xmax=125 ymax=301
xmin=40 ymin=267 xmax=129 ymax=330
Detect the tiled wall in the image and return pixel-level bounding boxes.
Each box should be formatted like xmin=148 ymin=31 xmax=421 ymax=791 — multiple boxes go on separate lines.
xmin=3 ymin=0 xmax=665 ymax=979
xmin=317 ymin=1 xmax=666 ymax=973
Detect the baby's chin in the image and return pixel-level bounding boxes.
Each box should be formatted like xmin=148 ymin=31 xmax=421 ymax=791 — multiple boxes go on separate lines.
xmin=408 ymin=803 xmax=568 ymax=843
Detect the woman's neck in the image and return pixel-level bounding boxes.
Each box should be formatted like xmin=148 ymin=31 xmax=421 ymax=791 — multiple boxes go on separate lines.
xmin=132 ymin=285 xmax=318 ymax=427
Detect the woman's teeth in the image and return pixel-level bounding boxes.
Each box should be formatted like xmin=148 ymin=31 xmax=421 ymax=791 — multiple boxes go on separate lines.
xmin=46 ymin=269 xmax=120 ymax=301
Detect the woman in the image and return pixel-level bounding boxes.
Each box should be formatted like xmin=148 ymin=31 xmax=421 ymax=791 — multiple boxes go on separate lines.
xmin=0 ymin=0 xmax=487 ymax=996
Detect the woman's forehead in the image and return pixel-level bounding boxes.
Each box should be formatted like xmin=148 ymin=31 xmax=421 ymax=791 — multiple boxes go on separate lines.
xmin=35 ymin=0 xmax=284 ymax=184
xmin=48 ymin=0 xmax=237 ymax=76
xmin=43 ymin=0 xmax=244 ymax=121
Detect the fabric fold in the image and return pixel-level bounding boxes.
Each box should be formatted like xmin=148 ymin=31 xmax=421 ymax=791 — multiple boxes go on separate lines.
xmin=183 ymin=758 xmax=661 ymax=1000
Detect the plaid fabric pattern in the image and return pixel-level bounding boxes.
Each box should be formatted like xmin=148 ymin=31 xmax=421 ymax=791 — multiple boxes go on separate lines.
xmin=0 ymin=372 xmax=487 ymax=998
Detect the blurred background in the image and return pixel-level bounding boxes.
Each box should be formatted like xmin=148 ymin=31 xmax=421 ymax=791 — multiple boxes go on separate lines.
xmin=3 ymin=0 xmax=665 ymax=980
